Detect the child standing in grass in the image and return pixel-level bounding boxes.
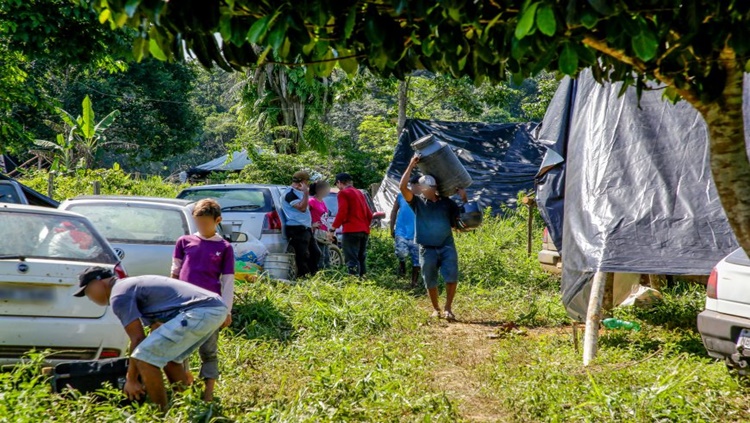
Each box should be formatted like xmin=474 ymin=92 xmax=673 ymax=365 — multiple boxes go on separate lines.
xmin=171 ymin=199 xmax=234 ymax=401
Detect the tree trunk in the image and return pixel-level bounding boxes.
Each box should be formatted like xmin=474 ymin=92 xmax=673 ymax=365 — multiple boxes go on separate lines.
xmin=695 ymin=50 xmax=750 ymax=255
xmin=397 ymin=77 xmax=410 ymax=135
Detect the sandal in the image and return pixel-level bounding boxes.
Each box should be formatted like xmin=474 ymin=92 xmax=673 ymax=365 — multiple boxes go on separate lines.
xmin=431 ymin=309 xmax=442 ymax=319
xmin=444 ymin=310 xmax=456 ymax=322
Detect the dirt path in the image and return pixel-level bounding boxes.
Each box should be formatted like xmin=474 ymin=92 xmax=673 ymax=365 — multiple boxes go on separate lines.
xmin=423 ymin=318 xmax=510 ymax=422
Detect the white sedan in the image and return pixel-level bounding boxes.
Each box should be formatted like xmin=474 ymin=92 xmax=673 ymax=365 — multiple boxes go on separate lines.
xmin=0 ymin=204 xmax=128 ymax=364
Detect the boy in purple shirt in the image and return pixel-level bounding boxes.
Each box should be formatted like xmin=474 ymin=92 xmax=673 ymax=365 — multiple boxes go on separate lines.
xmin=171 ymin=198 xmax=234 ymax=401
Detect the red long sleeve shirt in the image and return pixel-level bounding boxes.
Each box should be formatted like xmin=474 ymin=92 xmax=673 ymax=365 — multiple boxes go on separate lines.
xmin=332 ymin=187 xmax=373 ymax=234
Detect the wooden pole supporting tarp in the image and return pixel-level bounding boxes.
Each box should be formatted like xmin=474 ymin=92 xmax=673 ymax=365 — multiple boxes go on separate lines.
xmin=583 ymin=271 xmax=608 ymax=366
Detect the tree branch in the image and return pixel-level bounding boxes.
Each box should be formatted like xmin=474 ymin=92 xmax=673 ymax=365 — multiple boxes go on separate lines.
xmin=582 ymin=35 xmax=703 ymax=106
xmin=263 ymin=54 xmax=366 ymax=66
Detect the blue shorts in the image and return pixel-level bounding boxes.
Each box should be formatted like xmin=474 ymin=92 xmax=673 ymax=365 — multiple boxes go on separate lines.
xmin=132 ymin=305 xmax=227 ymax=369
xmin=419 ymin=241 xmax=458 ymax=289
xmin=395 ymin=236 xmax=419 ymax=264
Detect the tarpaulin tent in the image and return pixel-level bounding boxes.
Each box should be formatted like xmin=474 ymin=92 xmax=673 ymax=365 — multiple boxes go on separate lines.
xmin=374 ymin=119 xmax=543 ymax=221
xmin=536 ymin=70 xmax=744 ymax=321
xmin=186 ymin=150 xmax=253 ymax=178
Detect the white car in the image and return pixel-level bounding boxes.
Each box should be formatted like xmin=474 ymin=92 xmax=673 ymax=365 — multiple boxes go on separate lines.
xmin=0 ymin=204 xmax=128 ymax=364
xmin=698 ymin=247 xmax=750 ymax=373
xmin=60 ymin=196 xmax=258 ymax=280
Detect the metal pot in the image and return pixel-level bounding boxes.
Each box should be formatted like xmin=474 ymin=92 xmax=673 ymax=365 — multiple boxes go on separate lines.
xmin=411 ymin=134 xmax=473 ymax=197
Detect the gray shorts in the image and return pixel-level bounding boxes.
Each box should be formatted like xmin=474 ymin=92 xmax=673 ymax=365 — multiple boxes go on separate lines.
xmin=131 ymin=305 xmax=227 ymax=370
xmin=419 ymin=241 xmax=458 ymax=289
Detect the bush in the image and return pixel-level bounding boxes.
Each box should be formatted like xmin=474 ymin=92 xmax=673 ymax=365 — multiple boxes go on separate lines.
xmin=17 ymin=166 xmax=186 ymax=201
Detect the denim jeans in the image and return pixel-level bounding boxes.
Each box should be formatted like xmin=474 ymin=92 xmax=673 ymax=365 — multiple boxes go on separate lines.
xmin=342 ymin=232 xmax=369 ymax=276
xmin=317 ymin=242 xmax=330 ymax=269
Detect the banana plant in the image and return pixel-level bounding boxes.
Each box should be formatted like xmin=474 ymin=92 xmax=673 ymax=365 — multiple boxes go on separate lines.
xmin=34 ymin=95 xmax=120 ymax=171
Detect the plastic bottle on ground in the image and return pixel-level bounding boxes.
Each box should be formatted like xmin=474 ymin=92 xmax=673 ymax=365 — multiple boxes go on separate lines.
xmin=601 ymin=318 xmax=641 ymax=332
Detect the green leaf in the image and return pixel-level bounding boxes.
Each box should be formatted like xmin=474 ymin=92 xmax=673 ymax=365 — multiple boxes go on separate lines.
xmin=115 ymin=12 xmax=128 ymax=27
xmin=81 ymin=96 xmax=95 ymax=140
xmin=344 ymin=5 xmax=358 ymax=39
xmin=247 ymin=15 xmax=271 ymax=44
xmin=421 ymin=39 xmax=435 ymax=57
xmin=98 ymin=9 xmax=111 ymax=24
xmin=515 ymin=2 xmax=539 ymax=39
xmin=587 ymin=0 xmax=614 ymax=15
xmin=33 ymin=139 xmax=63 ymax=151
xmin=219 ymin=15 xmax=232 ymax=41
xmin=536 ymin=5 xmax=556 ymax=36
xmin=448 ymin=7 xmax=462 ymax=22
xmin=267 ymin=21 xmax=288 ymax=52
xmin=339 ymin=56 xmax=359 ymax=75
xmin=149 ymin=38 xmax=167 ymax=60
xmin=580 ymin=12 xmax=598 ymax=29
xmin=558 ymin=43 xmax=578 ymax=75
xmin=124 ymin=0 xmax=140 ymax=18
xmin=132 ymin=37 xmax=148 ymax=61
xmin=95 ymin=110 xmax=120 ymax=132
xmin=631 ymin=30 xmax=658 ymax=61
xmin=365 ymin=18 xmax=385 ymax=45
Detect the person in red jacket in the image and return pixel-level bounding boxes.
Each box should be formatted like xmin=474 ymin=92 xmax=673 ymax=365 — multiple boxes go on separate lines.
xmin=329 ymin=173 xmax=373 ymax=276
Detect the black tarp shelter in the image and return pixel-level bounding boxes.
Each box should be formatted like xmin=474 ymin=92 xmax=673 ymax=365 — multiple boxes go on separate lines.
xmin=374 ymin=119 xmax=543 ymax=220
xmin=536 ymin=70 xmax=743 ymax=321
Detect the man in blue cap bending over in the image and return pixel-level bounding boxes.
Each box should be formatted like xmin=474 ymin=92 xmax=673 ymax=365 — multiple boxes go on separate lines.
xmin=74 ymin=267 xmax=228 ymax=411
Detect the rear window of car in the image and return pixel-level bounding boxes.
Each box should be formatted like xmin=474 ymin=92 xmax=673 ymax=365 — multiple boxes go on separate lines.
xmin=66 ymin=204 xmax=189 ymax=245
xmin=0 ymin=184 xmax=22 ymax=204
xmin=178 ymin=188 xmax=273 ymax=213
xmin=0 ymin=211 xmax=117 ymax=263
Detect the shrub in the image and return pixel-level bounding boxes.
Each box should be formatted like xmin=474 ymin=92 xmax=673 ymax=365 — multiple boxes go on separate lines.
xmin=17 ymin=166 xmax=186 ymax=201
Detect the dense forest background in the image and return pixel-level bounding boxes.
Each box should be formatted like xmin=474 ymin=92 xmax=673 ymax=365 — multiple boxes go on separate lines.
xmin=0 ymin=0 xmax=558 ymax=187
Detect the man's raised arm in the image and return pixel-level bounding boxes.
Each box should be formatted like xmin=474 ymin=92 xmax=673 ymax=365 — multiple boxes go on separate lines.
xmin=400 ymin=156 xmax=420 ymax=203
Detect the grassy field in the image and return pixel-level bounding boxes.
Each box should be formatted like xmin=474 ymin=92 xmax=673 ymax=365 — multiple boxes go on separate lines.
xmin=2 ymin=206 xmax=750 ymax=422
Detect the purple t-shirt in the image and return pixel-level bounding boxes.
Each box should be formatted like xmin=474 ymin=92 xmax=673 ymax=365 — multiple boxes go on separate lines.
xmin=173 ymin=235 xmax=234 ymax=295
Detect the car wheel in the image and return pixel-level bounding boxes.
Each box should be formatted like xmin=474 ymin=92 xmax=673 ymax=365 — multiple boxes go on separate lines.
xmin=329 ymin=245 xmax=343 ymax=268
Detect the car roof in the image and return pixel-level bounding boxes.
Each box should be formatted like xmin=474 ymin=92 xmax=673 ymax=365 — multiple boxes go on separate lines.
xmin=180 ymin=183 xmax=285 ymax=191
xmin=0 ymin=202 xmax=88 ymax=217
xmin=68 ymin=195 xmax=193 ymax=206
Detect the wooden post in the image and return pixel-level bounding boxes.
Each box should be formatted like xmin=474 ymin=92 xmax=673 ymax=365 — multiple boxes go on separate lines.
xmin=92 ymin=180 xmax=101 ymax=195
xmin=47 ymin=173 xmax=54 ymax=199
xmin=583 ymin=271 xmax=608 ymax=366
xmin=522 ymin=196 xmax=536 ymax=257
xmin=572 ymin=322 xmax=580 ymax=354
xmin=602 ymin=272 xmax=615 ymax=317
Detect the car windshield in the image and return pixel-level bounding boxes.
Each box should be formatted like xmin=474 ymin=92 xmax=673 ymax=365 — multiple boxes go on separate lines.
xmin=66 ymin=204 xmax=189 ymax=245
xmin=179 ymin=188 xmax=273 ymax=213
xmin=0 ymin=211 xmax=117 ymax=263
xmin=0 ymin=184 xmax=21 ymax=204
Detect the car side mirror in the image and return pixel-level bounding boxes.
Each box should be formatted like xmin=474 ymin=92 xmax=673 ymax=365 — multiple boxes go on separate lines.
xmin=228 ymin=231 xmax=248 ymax=243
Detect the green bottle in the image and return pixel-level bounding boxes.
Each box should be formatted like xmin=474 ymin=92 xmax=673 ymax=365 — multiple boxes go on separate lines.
xmin=601 ymin=318 xmax=641 ymax=332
